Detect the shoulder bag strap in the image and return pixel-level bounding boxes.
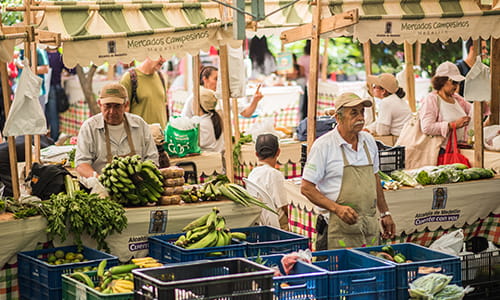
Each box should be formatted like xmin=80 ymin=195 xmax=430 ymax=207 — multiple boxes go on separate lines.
xmin=128 ymin=68 xmax=138 ymax=104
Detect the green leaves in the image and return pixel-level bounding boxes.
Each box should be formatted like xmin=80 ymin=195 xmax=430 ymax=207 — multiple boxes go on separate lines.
xmin=41 ymin=191 xmax=127 ymax=252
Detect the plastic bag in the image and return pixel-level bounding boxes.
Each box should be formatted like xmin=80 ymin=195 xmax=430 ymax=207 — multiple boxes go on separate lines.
xmin=280 ymin=249 xmax=312 ymax=275
xmin=164 ymin=117 xmax=200 ymax=157
xmin=429 ymin=229 xmax=464 ymax=255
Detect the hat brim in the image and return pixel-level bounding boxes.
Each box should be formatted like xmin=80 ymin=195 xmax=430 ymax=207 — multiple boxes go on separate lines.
xmin=99 ymin=97 xmax=126 ymax=105
xmin=340 ymin=99 xmax=373 ymax=109
xmin=367 ymin=75 xmax=381 ymax=87
xmin=448 ymin=74 xmax=466 ymax=82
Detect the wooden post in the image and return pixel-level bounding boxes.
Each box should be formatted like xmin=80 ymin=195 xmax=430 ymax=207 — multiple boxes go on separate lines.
xmin=415 ymin=43 xmax=422 ymax=67
xmin=232 ymin=98 xmax=240 ymax=142
xmin=490 ymin=38 xmax=500 ymax=125
xmin=404 ymin=41 xmax=416 ymax=112
xmin=321 ymin=39 xmax=329 ymax=81
xmin=0 ymin=63 xmax=20 ymax=199
xmin=219 ymin=45 xmax=234 ymax=182
xmin=306 ymin=0 xmax=322 ymax=152
xmin=363 ymin=42 xmax=376 ymax=121
xmin=192 ymin=55 xmax=201 ymax=116
xmin=473 ymin=101 xmax=484 ymax=167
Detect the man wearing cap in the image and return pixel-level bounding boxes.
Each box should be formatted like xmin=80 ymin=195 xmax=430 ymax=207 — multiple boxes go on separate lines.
xmin=75 ymin=83 xmax=158 ymax=178
xmin=301 ymin=92 xmax=395 ymax=250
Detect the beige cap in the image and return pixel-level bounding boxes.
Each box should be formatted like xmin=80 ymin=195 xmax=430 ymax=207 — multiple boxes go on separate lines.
xmin=334 ymin=92 xmax=372 ymax=110
xmin=367 ymin=73 xmax=399 ymax=94
xmin=435 ymin=61 xmax=465 ymax=82
xmin=199 ymin=87 xmax=217 ymax=111
xmin=99 ymin=83 xmax=128 ymax=104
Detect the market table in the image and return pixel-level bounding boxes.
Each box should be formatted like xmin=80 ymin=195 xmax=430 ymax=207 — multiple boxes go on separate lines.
xmin=285 ymin=176 xmax=500 ymax=250
xmin=0 ymin=201 xmax=260 ymax=298
xmin=234 ymin=140 xmax=302 ymax=184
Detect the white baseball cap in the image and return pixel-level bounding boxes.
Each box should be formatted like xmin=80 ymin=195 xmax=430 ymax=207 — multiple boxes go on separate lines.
xmin=435 ymin=61 xmax=465 ymax=82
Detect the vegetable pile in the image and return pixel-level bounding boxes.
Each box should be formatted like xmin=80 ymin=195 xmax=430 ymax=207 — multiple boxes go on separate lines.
xmin=369 ymin=244 xmax=411 ymax=263
xmin=99 ymin=155 xmax=164 ymax=206
xmin=40 ymin=175 xmax=127 ymax=252
xmin=409 ymin=273 xmax=467 ymax=299
xmin=173 ymin=208 xmax=247 ymax=253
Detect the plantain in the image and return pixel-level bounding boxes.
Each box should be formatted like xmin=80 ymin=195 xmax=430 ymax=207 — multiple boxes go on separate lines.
xmin=215 ymin=216 xmax=226 ymax=231
xmin=182 ymin=211 xmax=213 ymax=232
xmin=107 ymin=264 xmax=139 ymax=275
xmin=230 ymin=231 xmax=247 ymax=241
xmin=185 ymin=230 xmax=218 ymax=249
xmin=97 ymin=259 xmax=107 ymax=278
xmin=205 ymin=208 xmax=219 ymax=228
xmin=71 ymin=271 xmax=95 ymax=288
xmin=188 ymin=228 xmax=210 ymax=242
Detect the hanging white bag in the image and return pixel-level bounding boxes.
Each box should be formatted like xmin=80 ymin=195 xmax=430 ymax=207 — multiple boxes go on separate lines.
xmin=2 ymin=60 xmax=47 ymax=137
xmin=429 ymin=229 xmax=464 ymax=256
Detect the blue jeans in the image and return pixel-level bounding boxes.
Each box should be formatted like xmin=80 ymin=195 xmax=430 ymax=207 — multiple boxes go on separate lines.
xmin=45 ymin=85 xmax=60 ymax=141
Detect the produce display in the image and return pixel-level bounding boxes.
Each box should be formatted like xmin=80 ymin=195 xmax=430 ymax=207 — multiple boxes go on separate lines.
xmin=173 ymin=208 xmax=247 ymax=251
xmin=40 ymin=175 xmax=127 ymax=252
xmin=368 ymin=244 xmax=411 ymax=263
xmin=379 ymin=163 xmax=496 ymax=188
xmin=44 ymin=249 xmax=93 ymax=267
xmin=158 ymin=166 xmax=185 ymax=205
xmin=99 ymin=155 xmax=164 ymax=206
xmin=409 ymin=273 xmax=466 ymax=299
xmin=180 ymin=175 xmax=276 ymax=213
xmin=69 ymin=257 xmax=162 ymax=294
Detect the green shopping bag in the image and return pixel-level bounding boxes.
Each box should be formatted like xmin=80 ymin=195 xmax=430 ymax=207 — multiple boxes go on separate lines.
xmin=164 ymin=122 xmax=201 ymax=157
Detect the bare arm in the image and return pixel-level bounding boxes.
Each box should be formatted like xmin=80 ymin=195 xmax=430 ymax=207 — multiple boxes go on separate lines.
xmin=240 ymin=84 xmax=263 ymax=118
xmin=76 ymin=162 xmax=97 ymax=178
xmin=301 ymin=179 xmax=358 ymax=225
xmin=375 ymin=173 xmax=395 ymax=239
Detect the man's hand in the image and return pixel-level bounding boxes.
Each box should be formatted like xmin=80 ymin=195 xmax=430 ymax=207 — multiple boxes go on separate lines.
xmin=380 ymin=215 xmax=396 ymax=239
xmin=335 ymin=204 xmax=358 ymax=225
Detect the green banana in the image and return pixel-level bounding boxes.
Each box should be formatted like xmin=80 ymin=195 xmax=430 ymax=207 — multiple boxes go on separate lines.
xmin=215 ymin=216 xmax=226 ymax=231
xmin=205 ymin=210 xmax=218 ymax=229
xmin=113 ymin=181 xmax=125 ymax=189
xmin=127 ymin=163 xmax=135 ymax=175
xmin=100 ymin=276 xmax=112 ymax=290
xmin=182 ymin=211 xmax=213 ymax=232
xmin=174 ymin=235 xmax=186 ymax=247
xmin=230 ymin=231 xmax=247 ymax=241
xmin=189 ymin=228 xmax=210 ymax=242
xmin=97 ymin=259 xmax=107 ymax=278
xmin=116 ymin=168 xmax=128 ymax=178
xmin=117 ymin=160 xmax=127 ymax=171
xmin=214 ymin=231 xmax=226 ymax=247
xmin=71 ymin=271 xmax=94 ymax=288
xmin=107 ymin=264 xmax=138 ymax=275
xmin=185 ymin=230 xmax=218 ymax=249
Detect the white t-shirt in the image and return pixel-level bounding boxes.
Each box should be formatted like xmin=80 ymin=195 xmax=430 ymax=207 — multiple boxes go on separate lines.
xmin=439 ymin=96 xmax=467 ymax=144
xmin=199 ymin=113 xmax=224 ymax=153
xmin=367 ymin=94 xmax=412 ymax=136
xmin=302 ymin=129 xmax=380 ymax=217
xmin=248 ymin=163 xmax=288 ymax=228
xmin=181 ymin=94 xmax=247 ymax=118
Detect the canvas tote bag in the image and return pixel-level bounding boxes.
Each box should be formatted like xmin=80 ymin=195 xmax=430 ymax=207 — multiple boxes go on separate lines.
xmin=396 ymin=113 xmax=444 ymax=169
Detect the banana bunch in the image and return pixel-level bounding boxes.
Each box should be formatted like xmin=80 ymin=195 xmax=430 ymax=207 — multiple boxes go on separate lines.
xmin=173 ymin=208 xmax=247 ymax=252
xmin=131 ymin=257 xmax=163 ymax=268
xmin=180 ymin=182 xmax=221 ymax=203
xmin=99 ymin=155 xmax=164 ymax=206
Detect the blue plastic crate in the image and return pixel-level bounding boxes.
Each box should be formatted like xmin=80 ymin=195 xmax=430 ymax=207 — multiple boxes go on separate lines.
xmin=132 ymin=258 xmax=274 ymax=299
xmin=232 ymin=226 xmax=309 ymax=256
xmin=18 ymin=245 xmax=119 ymax=300
xmin=353 ymin=243 xmax=461 ymax=300
xmin=312 ymin=249 xmax=396 ymax=300
xmin=148 ymin=233 xmax=246 ymax=263
xmin=250 ymin=254 xmax=329 ymax=300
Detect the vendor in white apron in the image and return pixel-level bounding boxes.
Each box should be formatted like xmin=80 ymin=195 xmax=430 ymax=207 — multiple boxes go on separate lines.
xmin=301 ymin=92 xmax=395 ymax=250
xmin=75 ymin=83 xmax=158 ymax=178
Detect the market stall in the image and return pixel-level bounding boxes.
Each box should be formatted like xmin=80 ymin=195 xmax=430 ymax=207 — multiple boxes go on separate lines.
xmin=170 ymin=151 xmax=224 ymax=182
xmin=285 ymin=176 xmax=500 ymax=250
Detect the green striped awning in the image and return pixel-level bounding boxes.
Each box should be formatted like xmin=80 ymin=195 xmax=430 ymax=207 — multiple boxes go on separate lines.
xmin=247 ymin=0 xmax=500 ymax=43
xmin=38 ymin=1 xmax=242 ymax=67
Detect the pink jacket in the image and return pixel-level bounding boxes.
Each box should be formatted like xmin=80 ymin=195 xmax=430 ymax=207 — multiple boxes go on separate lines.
xmin=419 ymin=91 xmax=471 ymax=141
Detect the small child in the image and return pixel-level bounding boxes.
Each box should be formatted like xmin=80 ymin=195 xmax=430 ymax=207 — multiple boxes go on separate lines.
xmin=248 ymin=133 xmax=289 ymax=230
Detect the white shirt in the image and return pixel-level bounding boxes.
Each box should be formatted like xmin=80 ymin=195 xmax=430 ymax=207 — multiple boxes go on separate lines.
xmin=302 ymin=129 xmax=380 ymax=216
xmin=248 ymin=163 xmax=288 ymax=227
xmin=199 ymin=113 xmax=224 ymax=153
xmin=182 ymin=94 xmax=247 ymax=118
xmin=367 ymin=94 xmax=412 ymax=136
xmin=439 ymin=96 xmax=467 ymax=144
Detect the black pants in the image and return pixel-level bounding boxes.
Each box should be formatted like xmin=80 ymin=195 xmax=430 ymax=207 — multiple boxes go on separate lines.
xmin=315 ymin=214 xmax=328 ymax=251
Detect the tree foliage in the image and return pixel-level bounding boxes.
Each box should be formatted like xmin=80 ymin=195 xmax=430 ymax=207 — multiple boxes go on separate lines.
xmin=1 ymin=0 xmax=23 ymax=26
